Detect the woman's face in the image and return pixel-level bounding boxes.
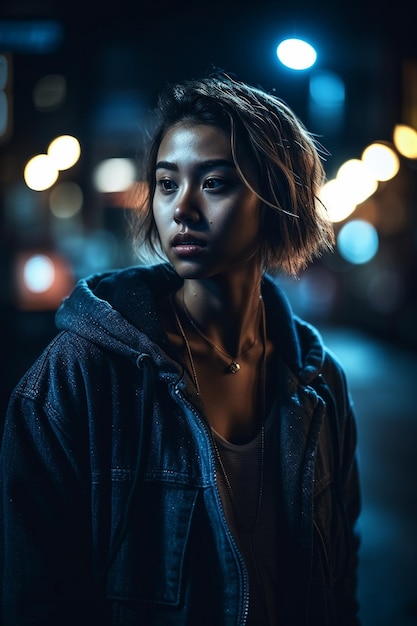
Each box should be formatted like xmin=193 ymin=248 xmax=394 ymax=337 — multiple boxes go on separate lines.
xmin=152 ymin=122 xmax=261 ymax=279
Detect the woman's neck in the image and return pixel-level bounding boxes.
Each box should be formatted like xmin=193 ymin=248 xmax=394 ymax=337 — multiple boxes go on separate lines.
xmin=180 ymin=269 xmax=264 ymax=358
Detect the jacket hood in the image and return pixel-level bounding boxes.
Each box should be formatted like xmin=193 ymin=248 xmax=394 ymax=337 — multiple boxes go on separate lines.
xmin=261 ymin=276 xmax=326 ymax=385
xmin=55 ymin=264 xmax=181 ymax=369
xmin=55 ymin=263 xmax=326 ymax=384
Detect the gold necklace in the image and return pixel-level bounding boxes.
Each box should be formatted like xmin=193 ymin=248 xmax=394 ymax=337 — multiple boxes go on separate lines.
xmin=171 ymin=294 xmax=202 ymax=396
xmin=171 ymin=292 xmax=267 ymax=532
xmin=181 ymin=290 xmax=261 ymax=374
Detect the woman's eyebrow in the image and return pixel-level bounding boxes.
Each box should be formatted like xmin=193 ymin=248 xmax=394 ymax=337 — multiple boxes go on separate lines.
xmin=201 ymin=159 xmax=236 ymax=170
xmin=155 ymin=159 xmax=236 ymax=172
xmin=155 ymin=160 xmax=177 ymax=171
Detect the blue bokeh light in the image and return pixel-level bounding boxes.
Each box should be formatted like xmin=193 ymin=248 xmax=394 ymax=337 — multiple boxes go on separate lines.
xmin=337 ymin=219 xmax=379 ymax=265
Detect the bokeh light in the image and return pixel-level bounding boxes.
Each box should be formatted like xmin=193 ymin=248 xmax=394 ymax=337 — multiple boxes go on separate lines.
xmin=24 ymin=154 xmax=59 ymax=191
xmin=393 ymin=124 xmax=417 ymax=159
xmin=361 ymin=143 xmax=400 ymax=181
xmin=336 ymin=159 xmax=378 ymax=205
xmin=49 ymin=182 xmax=83 ymax=218
xmin=309 ymin=70 xmax=345 ymax=106
xmin=33 ymin=74 xmax=67 ymax=111
xmin=47 ymin=135 xmax=81 ymax=170
xmin=93 ymin=158 xmax=137 ymax=193
xmin=276 ymin=38 xmax=317 ymax=70
xmin=15 ymin=251 xmax=74 ymax=310
xmin=337 ymin=219 xmax=379 ymax=264
xmin=320 ymin=179 xmax=357 ymax=223
xmin=319 ymin=157 xmax=380 ymax=224
xmin=23 ymin=254 xmax=55 ymax=292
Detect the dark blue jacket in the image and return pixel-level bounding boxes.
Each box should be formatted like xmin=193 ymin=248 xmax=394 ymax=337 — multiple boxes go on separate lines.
xmin=1 ymin=264 xmax=361 ymax=625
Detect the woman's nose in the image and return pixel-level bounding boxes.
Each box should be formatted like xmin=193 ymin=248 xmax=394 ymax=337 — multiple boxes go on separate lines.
xmin=174 ymin=196 xmax=201 ymax=224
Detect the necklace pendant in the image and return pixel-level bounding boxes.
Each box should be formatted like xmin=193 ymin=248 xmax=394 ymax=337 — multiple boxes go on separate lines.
xmin=227 ymin=361 xmax=241 ymax=374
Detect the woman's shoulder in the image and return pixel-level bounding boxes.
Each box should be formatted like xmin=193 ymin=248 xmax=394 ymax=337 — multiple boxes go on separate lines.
xmin=10 ymin=330 xmax=101 ymax=402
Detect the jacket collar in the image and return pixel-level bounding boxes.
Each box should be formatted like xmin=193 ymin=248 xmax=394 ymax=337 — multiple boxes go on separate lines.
xmin=56 ymin=263 xmax=326 ymax=385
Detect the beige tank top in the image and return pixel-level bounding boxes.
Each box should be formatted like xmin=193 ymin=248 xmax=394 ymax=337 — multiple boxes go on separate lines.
xmin=212 ymin=403 xmax=281 ymax=626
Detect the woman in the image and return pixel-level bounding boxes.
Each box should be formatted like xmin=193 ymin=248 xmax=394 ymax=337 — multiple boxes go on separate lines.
xmin=1 ymin=73 xmax=361 ymax=625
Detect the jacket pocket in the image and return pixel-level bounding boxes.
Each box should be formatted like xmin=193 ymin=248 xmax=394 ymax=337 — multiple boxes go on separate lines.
xmin=106 ymin=481 xmax=199 ymax=606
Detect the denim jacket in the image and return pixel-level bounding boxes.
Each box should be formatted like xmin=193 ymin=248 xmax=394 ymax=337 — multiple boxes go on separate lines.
xmin=1 ymin=264 xmax=361 ymax=625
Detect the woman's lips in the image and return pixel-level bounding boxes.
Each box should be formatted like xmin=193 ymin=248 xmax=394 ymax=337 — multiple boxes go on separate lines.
xmin=172 ymin=242 xmax=207 ymax=257
xmin=171 ymin=233 xmax=207 ymax=256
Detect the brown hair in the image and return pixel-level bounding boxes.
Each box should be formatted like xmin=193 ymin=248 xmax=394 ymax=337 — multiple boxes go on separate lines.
xmin=131 ymin=72 xmax=334 ymax=276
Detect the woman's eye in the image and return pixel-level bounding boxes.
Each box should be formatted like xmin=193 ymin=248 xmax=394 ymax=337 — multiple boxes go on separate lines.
xmin=203 ymin=177 xmax=224 ymax=190
xmin=156 ymin=178 xmax=177 ymax=192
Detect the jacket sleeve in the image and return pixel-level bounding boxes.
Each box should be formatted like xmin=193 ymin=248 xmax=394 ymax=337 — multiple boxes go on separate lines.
xmin=0 ymin=360 xmax=99 ymax=625
xmin=322 ymin=353 xmax=362 ymax=625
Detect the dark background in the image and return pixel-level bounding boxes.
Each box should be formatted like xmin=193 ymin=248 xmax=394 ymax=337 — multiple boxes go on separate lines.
xmin=1 ymin=1 xmax=416 ymax=624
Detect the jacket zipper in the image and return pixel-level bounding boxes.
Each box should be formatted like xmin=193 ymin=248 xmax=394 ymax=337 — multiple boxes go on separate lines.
xmin=173 ymin=385 xmax=250 ymax=626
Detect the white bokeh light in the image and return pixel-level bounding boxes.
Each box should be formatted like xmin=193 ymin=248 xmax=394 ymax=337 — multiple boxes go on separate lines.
xmin=47 ymin=135 xmax=81 ymax=170
xmin=277 ymin=38 xmax=317 ymax=70
xmin=93 ymin=158 xmax=137 ymax=193
xmin=24 ymin=154 xmax=59 ymax=191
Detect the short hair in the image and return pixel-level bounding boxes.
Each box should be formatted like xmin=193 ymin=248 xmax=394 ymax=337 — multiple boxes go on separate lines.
xmin=131 ymin=72 xmax=334 ymax=276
